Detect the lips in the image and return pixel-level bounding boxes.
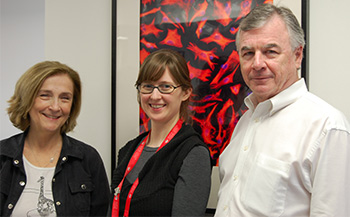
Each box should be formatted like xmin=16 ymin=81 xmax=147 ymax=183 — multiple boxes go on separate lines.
xmin=42 ymin=113 xmax=61 ymax=119
xmin=251 ymin=75 xmax=271 ymax=79
xmin=150 ymin=104 xmax=165 ymax=109
xmin=250 ymin=75 xmax=273 ymax=83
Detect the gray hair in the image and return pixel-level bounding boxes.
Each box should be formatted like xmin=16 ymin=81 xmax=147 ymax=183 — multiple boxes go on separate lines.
xmin=236 ymin=4 xmax=305 ymax=51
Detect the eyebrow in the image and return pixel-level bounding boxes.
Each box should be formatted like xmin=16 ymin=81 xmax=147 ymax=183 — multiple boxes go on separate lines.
xmin=144 ymin=81 xmax=174 ymax=85
xmin=240 ymin=43 xmax=280 ymax=52
xmin=264 ymin=43 xmax=279 ymax=49
xmin=240 ymin=46 xmax=252 ymax=52
xmin=38 ymin=89 xmax=73 ymax=96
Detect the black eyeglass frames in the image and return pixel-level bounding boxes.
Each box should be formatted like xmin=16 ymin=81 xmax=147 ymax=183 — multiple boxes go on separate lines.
xmin=136 ymin=83 xmax=182 ymax=94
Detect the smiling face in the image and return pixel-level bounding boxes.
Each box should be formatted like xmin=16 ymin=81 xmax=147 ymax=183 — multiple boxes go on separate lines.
xmin=29 ymin=73 xmax=74 ymax=135
xmin=238 ymin=14 xmax=303 ymax=103
xmin=140 ymin=68 xmax=191 ymax=127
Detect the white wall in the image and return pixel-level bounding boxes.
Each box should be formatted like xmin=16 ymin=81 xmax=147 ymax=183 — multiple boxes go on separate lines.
xmin=0 ymin=0 xmax=45 ymax=138
xmin=116 ymin=0 xmax=140 ymax=152
xmin=45 ymin=0 xmax=112 ymax=181
xmin=0 ymin=0 xmax=112 ymax=181
xmin=309 ymin=1 xmax=350 ymax=119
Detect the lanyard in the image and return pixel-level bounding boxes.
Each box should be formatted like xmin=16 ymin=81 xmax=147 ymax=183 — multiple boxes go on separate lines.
xmin=111 ymin=119 xmax=183 ymax=217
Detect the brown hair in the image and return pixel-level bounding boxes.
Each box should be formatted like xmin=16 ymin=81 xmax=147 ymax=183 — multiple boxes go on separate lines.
xmin=7 ymin=61 xmax=82 ymax=133
xmin=135 ymin=49 xmax=193 ymax=123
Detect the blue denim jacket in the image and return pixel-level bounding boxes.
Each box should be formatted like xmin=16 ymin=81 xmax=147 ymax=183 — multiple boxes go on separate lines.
xmin=0 ymin=131 xmax=110 ymax=216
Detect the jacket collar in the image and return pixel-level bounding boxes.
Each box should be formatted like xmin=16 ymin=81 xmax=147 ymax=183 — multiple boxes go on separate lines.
xmin=0 ymin=130 xmax=84 ymax=161
xmin=60 ymin=133 xmax=84 ymax=160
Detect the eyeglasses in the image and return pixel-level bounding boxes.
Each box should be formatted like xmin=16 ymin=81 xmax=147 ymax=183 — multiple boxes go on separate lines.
xmin=137 ymin=83 xmax=182 ymax=94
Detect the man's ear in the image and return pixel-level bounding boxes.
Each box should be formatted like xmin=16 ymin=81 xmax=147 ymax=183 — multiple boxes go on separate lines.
xmin=294 ymin=45 xmax=304 ymax=69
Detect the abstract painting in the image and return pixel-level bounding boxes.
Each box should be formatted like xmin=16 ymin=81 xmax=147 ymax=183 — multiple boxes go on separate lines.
xmin=139 ymin=0 xmax=270 ymax=165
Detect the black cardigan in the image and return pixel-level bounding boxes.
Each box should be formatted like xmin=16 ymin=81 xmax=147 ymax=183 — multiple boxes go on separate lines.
xmin=110 ymin=123 xmax=209 ymax=216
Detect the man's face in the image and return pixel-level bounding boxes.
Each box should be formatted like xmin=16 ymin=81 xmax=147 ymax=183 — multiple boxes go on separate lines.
xmin=238 ymin=15 xmax=303 ymax=104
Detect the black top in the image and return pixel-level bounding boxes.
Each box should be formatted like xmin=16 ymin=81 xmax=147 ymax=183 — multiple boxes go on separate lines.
xmin=110 ymin=123 xmax=212 ymax=216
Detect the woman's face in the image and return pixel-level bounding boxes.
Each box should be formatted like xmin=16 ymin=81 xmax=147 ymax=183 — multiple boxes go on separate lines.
xmin=140 ymin=68 xmax=191 ymax=126
xmin=29 ymin=73 xmax=74 ymax=135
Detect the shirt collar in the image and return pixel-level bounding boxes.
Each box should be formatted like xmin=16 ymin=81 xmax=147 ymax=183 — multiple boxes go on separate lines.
xmin=245 ymin=78 xmax=308 ymax=116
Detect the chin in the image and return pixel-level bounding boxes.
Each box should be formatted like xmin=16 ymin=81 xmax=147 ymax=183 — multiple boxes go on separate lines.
xmin=42 ymin=125 xmax=63 ymax=133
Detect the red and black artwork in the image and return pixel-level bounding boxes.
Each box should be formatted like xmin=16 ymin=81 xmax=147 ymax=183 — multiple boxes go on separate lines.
xmin=139 ymin=0 xmax=271 ymax=165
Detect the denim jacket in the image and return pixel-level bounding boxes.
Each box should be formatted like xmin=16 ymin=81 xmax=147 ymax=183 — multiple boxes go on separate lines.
xmin=0 ymin=131 xmax=110 ymax=216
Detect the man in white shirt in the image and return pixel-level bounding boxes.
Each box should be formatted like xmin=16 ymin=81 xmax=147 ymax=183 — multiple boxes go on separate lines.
xmin=215 ymin=4 xmax=350 ymax=217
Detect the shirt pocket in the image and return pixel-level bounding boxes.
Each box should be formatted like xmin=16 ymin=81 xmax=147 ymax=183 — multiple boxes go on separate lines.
xmin=68 ymin=179 xmax=94 ymax=212
xmin=241 ymin=153 xmax=290 ymax=217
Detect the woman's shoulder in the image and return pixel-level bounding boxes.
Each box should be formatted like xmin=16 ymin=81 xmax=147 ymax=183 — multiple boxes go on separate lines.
xmin=188 ymin=145 xmax=210 ymax=156
xmin=178 ymin=125 xmax=212 ymax=165
xmin=62 ymin=134 xmax=102 ymax=159
xmin=0 ymin=132 xmax=25 ymax=155
xmin=177 ymin=124 xmax=203 ymax=142
xmin=0 ymin=132 xmax=24 ymax=144
xmin=119 ymin=132 xmax=148 ymax=152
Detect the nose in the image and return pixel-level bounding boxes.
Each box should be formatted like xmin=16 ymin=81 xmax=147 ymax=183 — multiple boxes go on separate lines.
xmin=252 ymin=51 xmax=266 ymax=71
xmin=150 ymin=87 xmax=162 ymax=99
xmin=49 ymin=98 xmax=61 ymax=111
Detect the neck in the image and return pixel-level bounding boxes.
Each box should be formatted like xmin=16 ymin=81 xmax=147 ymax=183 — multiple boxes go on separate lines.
xmin=24 ymin=129 xmax=62 ymax=167
xmin=26 ymin=128 xmax=62 ymax=151
xmin=148 ymin=117 xmax=181 ymax=148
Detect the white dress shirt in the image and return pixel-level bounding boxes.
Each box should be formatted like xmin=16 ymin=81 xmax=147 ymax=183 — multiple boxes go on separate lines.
xmin=215 ymin=79 xmax=350 ymax=217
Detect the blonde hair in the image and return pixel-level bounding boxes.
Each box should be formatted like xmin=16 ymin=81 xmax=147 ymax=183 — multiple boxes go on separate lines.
xmin=7 ymin=61 xmax=82 ymax=133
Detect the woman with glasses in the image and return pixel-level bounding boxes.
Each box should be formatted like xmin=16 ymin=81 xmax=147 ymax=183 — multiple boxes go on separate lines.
xmin=109 ymin=49 xmax=212 ymax=217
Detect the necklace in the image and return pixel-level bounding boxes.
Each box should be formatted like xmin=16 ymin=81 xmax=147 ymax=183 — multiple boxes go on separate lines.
xmin=25 ymin=141 xmax=61 ymax=168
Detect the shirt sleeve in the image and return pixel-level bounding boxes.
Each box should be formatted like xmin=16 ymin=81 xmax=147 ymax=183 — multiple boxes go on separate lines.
xmin=310 ymin=128 xmax=350 ymax=216
xmin=88 ymin=148 xmax=111 ymax=216
xmin=172 ymin=145 xmax=212 ymax=216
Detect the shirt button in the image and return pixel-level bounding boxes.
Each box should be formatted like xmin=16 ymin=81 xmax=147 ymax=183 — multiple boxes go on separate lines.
xmin=62 ymin=157 xmax=67 ymax=162
xmin=8 ymin=204 xmax=13 ymax=209
xmin=223 ymin=205 xmax=228 ymax=210
xmin=19 ymin=181 xmax=26 ymax=186
xmin=243 ymin=146 xmax=249 ymax=151
xmin=56 ymin=201 xmax=61 ymax=206
xmin=13 ymin=160 xmax=19 ymax=165
xmin=254 ymin=118 xmax=260 ymax=123
xmin=233 ymin=175 xmax=238 ymax=181
xmin=81 ymin=184 xmax=87 ymax=190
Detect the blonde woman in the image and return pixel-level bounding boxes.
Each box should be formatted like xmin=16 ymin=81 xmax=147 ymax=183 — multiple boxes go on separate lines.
xmin=0 ymin=61 xmax=110 ymax=216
